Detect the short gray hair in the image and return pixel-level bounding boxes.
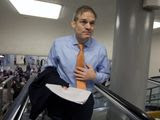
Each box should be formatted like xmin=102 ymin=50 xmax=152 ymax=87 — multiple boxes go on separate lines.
xmin=73 ymin=5 xmax=97 ymax=21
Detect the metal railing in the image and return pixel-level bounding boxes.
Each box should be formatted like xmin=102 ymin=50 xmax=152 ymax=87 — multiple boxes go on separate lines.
xmin=2 ymin=74 xmax=36 ymax=120
xmin=95 ymin=83 xmax=154 ymax=120
xmin=0 ymin=76 xmax=14 ymax=117
xmin=147 ymin=78 xmax=160 ymax=104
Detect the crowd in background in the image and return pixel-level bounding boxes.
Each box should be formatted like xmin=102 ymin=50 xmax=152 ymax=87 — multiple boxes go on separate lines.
xmin=0 ymin=54 xmax=47 ymax=100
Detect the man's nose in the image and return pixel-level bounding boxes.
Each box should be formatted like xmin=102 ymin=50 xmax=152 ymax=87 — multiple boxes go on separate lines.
xmin=85 ymin=23 xmax=92 ymax=29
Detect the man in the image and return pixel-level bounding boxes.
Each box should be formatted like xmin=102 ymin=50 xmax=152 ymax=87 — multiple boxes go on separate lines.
xmin=47 ymin=5 xmax=110 ymax=120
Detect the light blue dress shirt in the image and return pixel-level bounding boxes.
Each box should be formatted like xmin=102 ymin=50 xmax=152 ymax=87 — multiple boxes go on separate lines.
xmin=47 ymin=35 xmax=110 ymax=90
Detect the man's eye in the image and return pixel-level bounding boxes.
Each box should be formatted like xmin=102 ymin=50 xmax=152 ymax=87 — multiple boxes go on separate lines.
xmin=80 ymin=20 xmax=87 ymax=24
xmin=79 ymin=20 xmax=95 ymax=26
xmin=90 ymin=22 xmax=95 ymax=25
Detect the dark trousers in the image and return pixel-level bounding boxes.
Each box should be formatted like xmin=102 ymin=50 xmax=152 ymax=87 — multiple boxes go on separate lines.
xmin=47 ymin=93 xmax=94 ymax=120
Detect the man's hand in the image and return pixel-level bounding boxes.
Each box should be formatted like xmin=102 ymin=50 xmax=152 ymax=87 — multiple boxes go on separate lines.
xmin=74 ymin=64 xmax=96 ymax=81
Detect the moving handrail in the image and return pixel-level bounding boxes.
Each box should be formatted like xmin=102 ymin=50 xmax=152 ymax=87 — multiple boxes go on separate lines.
xmin=2 ymin=74 xmax=36 ymax=120
xmin=150 ymin=76 xmax=160 ymax=79
xmin=148 ymin=78 xmax=160 ymax=85
xmin=94 ymin=83 xmax=154 ymax=120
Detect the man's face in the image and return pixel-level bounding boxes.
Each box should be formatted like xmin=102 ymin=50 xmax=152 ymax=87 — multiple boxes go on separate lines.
xmin=71 ymin=11 xmax=96 ymax=42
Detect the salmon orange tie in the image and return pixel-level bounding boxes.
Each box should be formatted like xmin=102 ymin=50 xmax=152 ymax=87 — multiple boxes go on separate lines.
xmin=76 ymin=44 xmax=86 ymax=89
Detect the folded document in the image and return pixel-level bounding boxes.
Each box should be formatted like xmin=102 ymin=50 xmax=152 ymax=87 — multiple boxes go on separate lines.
xmin=46 ymin=84 xmax=91 ymax=104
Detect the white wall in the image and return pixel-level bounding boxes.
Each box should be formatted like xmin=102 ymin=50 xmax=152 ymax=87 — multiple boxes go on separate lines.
xmin=149 ymin=30 xmax=160 ymax=77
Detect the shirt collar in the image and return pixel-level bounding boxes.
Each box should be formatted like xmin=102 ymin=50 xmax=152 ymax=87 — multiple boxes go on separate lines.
xmin=72 ymin=34 xmax=92 ymax=48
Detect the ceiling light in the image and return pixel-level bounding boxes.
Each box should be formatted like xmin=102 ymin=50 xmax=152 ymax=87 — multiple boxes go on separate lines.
xmin=0 ymin=55 xmax=4 ymax=58
xmin=9 ymin=0 xmax=62 ymax=19
xmin=153 ymin=21 xmax=160 ymax=29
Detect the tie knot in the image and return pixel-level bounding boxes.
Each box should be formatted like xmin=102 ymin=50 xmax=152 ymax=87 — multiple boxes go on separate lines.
xmin=78 ymin=44 xmax=84 ymax=51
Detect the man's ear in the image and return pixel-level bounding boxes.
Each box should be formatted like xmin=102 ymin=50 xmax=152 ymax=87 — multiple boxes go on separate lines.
xmin=71 ymin=21 xmax=76 ymax=28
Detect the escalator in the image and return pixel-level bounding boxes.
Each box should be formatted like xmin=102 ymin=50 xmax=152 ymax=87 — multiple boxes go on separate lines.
xmin=145 ymin=77 xmax=160 ymax=119
xmin=93 ymin=84 xmax=154 ymax=120
xmin=146 ymin=77 xmax=160 ymax=110
xmin=1 ymin=77 xmax=154 ymax=120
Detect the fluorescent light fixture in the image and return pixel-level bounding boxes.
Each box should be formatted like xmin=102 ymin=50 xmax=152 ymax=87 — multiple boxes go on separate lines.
xmin=9 ymin=0 xmax=62 ymax=19
xmin=0 ymin=55 xmax=4 ymax=58
xmin=153 ymin=21 xmax=160 ymax=29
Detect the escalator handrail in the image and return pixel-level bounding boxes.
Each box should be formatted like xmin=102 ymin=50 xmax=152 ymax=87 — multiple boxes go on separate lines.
xmin=17 ymin=97 xmax=30 ymax=120
xmin=2 ymin=74 xmax=36 ymax=120
xmin=0 ymin=76 xmax=14 ymax=87
xmin=147 ymin=84 xmax=160 ymax=90
xmin=148 ymin=78 xmax=160 ymax=85
xmin=95 ymin=83 xmax=154 ymax=120
xmin=150 ymin=76 xmax=160 ymax=79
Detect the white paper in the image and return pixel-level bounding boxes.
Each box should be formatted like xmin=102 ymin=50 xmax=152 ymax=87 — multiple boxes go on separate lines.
xmin=46 ymin=84 xmax=91 ymax=104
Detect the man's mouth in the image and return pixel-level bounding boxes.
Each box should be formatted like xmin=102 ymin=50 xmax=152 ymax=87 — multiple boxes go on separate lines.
xmin=83 ymin=32 xmax=91 ymax=35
